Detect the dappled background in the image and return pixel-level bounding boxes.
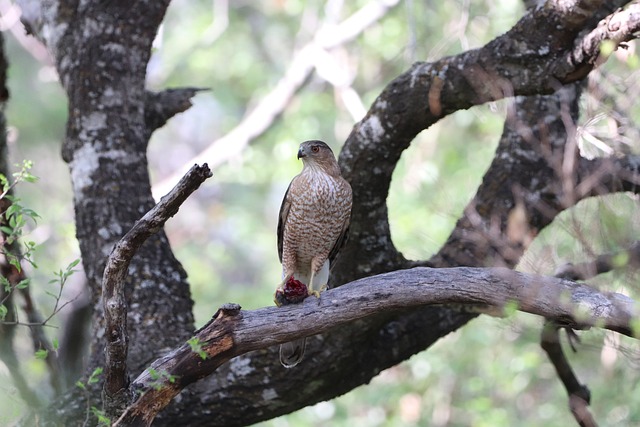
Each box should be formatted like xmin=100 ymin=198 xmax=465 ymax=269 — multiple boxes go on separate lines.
xmin=1 ymin=0 xmax=639 ymax=425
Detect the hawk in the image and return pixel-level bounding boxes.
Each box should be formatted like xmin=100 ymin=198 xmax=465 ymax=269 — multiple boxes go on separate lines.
xmin=275 ymin=140 xmax=352 ymax=368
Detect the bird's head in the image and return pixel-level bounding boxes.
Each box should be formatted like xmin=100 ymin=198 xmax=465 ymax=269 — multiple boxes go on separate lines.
xmin=297 ymin=140 xmax=340 ymax=175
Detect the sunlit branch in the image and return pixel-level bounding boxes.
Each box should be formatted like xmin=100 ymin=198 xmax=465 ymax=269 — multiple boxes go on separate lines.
xmin=152 ymin=0 xmax=401 ymax=198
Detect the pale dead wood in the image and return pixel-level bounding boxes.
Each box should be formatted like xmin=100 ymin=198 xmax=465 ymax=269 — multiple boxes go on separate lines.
xmin=102 ymin=163 xmax=212 ymax=419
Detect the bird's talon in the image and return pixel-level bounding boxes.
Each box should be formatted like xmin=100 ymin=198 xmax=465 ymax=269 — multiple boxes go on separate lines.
xmin=274 ymin=288 xmax=285 ymax=307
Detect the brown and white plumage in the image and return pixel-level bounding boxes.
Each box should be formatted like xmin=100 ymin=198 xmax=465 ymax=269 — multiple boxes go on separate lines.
xmin=276 ymin=140 xmax=352 ymax=368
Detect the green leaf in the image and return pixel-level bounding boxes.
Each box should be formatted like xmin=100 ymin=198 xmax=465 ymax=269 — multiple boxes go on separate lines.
xmin=8 ymin=256 xmax=21 ymax=272
xmin=148 ymin=368 xmax=159 ymax=380
xmin=5 ymin=204 xmax=20 ymax=217
xmin=0 ymin=275 xmax=10 ymax=291
xmin=75 ymin=380 xmax=86 ymax=390
xmin=0 ymin=304 xmax=7 ymax=321
xmin=22 ymin=173 xmax=38 ymax=184
xmin=88 ymin=367 xmax=103 ymax=384
xmin=91 ymin=407 xmax=111 ymax=426
xmin=22 ymin=208 xmax=40 ymax=221
xmin=53 ymin=338 xmax=59 ymax=350
xmin=187 ymin=337 xmax=208 ymax=360
xmin=35 ymin=349 xmax=48 ymax=360
xmin=16 ymin=278 xmax=30 ymax=289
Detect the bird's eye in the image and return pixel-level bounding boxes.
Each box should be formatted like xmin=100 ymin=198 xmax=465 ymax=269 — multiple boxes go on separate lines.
xmin=311 ymin=146 xmax=320 ymax=153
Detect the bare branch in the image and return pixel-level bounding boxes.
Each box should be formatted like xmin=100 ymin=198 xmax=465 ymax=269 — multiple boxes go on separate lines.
xmin=151 ymin=0 xmax=401 ymax=198
xmin=101 ymin=163 xmax=212 ymax=419
xmin=113 ymin=266 xmax=637 ymax=426
xmin=541 ymin=323 xmax=597 ymax=427
xmin=555 ymin=241 xmax=640 ymax=280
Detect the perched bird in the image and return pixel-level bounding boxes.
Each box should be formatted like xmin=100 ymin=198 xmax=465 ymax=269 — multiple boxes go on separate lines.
xmin=275 ymin=140 xmax=352 ymax=368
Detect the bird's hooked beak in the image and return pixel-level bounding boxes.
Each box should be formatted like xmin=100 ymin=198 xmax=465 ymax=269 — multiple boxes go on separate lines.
xmin=297 ymin=146 xmax=306 ymax=160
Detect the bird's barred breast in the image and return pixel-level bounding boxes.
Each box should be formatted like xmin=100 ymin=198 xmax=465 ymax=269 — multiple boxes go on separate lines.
xmin=285 ymin=172 xmax=351 ymax=265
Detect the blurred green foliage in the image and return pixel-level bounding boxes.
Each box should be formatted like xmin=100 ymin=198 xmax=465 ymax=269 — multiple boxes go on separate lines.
xmin=1 ymin=0 xmax=639 ymax=426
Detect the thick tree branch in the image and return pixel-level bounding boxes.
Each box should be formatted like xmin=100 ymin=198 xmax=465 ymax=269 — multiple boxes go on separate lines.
xmin=144 ymin=88 xmax=207 ymax=134
xmin=102 ymin=163 xmax=212 ymax=419
xmin=554 ymin=2 xmax=640 ymax=81
xmin=115 ymin=266 xmax=638 ymax=426
xmin=335 ymin=2 xmax=638 ymax=282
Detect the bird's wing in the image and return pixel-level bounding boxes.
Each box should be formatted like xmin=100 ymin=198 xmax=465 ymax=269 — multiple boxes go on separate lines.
xmin=328 ymin=216 xmax=350 ymax=266
xmin=277 ymin=181 xmax=293 ymax=263
xmin=328 ymin=196 xmax=351 ymax=266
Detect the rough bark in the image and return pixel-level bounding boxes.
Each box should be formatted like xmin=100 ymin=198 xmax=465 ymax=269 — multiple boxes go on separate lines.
xmin=16 ymin=0 xmax=201 ymax=422
xmin=13 ymin=0 xmax=640 ymax=426
xmin=19 ymin=0 xmax=199 ymax=380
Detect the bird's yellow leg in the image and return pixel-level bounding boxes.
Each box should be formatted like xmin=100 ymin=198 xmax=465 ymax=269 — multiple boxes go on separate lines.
xmin=276 ymin=274 xmax=291 ymax=289
xmin=307 ymin=271 xmax=320 ymax=298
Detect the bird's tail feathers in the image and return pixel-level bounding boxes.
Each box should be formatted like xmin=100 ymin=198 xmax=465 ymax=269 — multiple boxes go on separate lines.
xmin=279 ymin=338 xmax=306 ymax=368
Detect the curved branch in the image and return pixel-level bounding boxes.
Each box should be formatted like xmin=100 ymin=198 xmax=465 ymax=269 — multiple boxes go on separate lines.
xmin=115 ymin=266 xmax=637 ymax=426
xmin=334 ymin=2 xmax=639 ymax=283
xmin=102 ymin=163 xmax=212 ymax=418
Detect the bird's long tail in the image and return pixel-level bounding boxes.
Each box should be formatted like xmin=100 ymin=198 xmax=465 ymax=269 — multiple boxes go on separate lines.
xmin=279 ymin=338 xmax=306 ymax=368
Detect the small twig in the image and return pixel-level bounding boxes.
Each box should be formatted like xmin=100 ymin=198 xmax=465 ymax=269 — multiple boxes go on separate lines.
xmin=101 ymin=163 xmax=212 ymax=420
xmin=537 ymin=240 xmax=637 ymax=427
xmin=541 ymin=322 xmax=597 ymax=427
xmin=0 ymin=182 xmax=63 ymax=394
xmin=554 ymin=241 xmax=640 ymax=280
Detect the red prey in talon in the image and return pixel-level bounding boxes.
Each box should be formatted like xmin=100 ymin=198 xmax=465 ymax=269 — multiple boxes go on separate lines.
xmin=274 ymin=276 xmax=309 ymax=306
